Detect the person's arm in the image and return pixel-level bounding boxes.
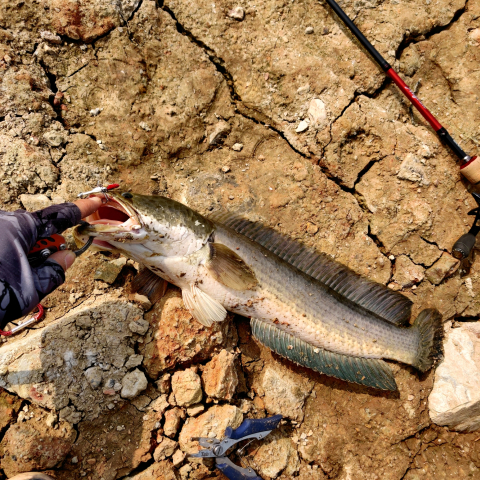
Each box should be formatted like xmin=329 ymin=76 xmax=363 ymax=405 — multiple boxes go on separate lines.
xmin=0 ymin=197 xmax=102 ymax=327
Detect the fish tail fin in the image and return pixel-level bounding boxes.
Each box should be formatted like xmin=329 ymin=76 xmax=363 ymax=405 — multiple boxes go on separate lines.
xmin=412 ymin=308 xmax=443 ymax=372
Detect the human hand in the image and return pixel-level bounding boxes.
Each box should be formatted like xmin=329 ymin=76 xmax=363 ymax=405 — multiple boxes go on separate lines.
xmin=0 ymin=197 xmax=103 ymax=326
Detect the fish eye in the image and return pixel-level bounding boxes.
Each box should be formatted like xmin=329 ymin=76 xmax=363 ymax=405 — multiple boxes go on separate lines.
xmin=122 ymin=192 xmax=133 ymax=199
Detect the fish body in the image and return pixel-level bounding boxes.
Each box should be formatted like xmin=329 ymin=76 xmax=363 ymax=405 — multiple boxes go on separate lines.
xmin=75 ymin=192 xmax=443 ymax=390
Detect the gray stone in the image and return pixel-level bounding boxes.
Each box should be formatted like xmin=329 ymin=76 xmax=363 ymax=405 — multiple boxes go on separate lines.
xmin=129 ymin=318 xmax=150 ymax=335
xmin=84 ymin=367 xmax=103 ymax=389
xmin=125 ymin=354 xmax=144 ymax=369
xmin=120 ymin=369 xmax=148 ymax=399
xmin=94 ymin=258 xmax=126 ymax=284
xmin=43 ymin=130 xmax=67 ymax=147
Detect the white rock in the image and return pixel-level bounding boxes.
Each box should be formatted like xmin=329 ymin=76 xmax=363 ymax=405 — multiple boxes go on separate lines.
xmin=228 ymin=6 xmax=245 ymax=20
xmin=398 ymin=153 xmax=430 ymax=186
xmin=84 ymin=367 xmax=103 ymax=389
xmin=307 ymin=98 xmax=327 ymax=129
xmin=40 ymin=30 xmax=62 ymax=44
xmin=305 ymin=26 xmax=314 ymax=34
xmin=172 ymin=369 xmax=203 ymax=406
xmin=139 ymin=122 xmax=151 ymax=131
xmin=121 ymin=369 xmax=148 ymax=399
xmin=295 ymin=120 xmax=309 ymax=133
xmin=90 ymin=108 xmax=102 ymax=116
xmin=232 ymin=143 xmax=244 ymax=151
xmin=429 ymin=322 xmax=480 ymax=431
xmin=43 ymin=130 xmax=66 ymax=147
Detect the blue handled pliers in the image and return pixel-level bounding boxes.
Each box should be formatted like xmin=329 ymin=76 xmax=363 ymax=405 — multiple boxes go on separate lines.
xmin=190 ymin=414 xmax=283 ymax=480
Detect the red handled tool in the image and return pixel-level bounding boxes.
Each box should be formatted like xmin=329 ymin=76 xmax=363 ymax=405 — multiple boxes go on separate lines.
xmin=323 ymin=0 xmax=478 ymax=258
xmin=77 ymin=183 xmax=120 ymax=201
xmin=0 ymin=304 xmax=44 ymax=336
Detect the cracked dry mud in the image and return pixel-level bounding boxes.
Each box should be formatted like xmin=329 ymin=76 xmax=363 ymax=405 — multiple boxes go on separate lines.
xmin=1 ymin=0 xmax=480 ymax=478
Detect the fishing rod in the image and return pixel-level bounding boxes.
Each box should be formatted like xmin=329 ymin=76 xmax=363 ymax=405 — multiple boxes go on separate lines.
xmin=323 ymin=0 xmax=479 ymax=259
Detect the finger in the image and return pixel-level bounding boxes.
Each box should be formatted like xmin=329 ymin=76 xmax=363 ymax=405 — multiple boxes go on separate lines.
xmin=48 ymin=250 xmax=77 ymax=271
xmin=74 ymin=196 xmax=104 ymax=219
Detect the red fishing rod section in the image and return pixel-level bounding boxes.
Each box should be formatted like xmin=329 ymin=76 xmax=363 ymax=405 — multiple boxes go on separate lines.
xmin=323 ymin=0 xmax=479 ymax=183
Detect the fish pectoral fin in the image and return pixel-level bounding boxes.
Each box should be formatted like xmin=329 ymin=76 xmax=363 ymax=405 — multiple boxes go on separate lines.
xmin=132 ymin=267 xmax=168 ymax=304
xmin=182 ymin=284 xmax=227 ymax=327
xmin=251 ymin=318 xmax=398 ymax=391
xmin=205 ymin=243 xmax=258 ymax=291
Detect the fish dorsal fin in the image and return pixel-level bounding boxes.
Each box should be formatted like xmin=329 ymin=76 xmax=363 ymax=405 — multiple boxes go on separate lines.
xmin=132 ymin=267 xmax=168 ymax=304
xmin=205 ymin=243 xmax=258 ymax=291
xmin=251 ymin=318 xmax=397 ymax=391
xmin=210 ymin=212 xmax=412 ymax=327
xmin=182 ymin=284 xmax=227 ymax=327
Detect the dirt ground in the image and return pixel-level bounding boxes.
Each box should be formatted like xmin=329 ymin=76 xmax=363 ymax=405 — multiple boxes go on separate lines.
xmin=1 ymin=0 xmax=480 ymax=478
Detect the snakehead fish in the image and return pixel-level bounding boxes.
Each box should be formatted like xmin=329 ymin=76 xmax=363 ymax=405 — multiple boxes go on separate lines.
xmin=73 ymin=192 xmax=443 ymax=391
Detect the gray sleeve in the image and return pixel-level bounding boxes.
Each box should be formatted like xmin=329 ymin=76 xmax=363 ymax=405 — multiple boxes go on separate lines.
xmin=0 ymin=203 xmax=82 ymax=328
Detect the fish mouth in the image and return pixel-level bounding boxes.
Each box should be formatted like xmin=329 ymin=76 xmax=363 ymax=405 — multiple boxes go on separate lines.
xmin=73 ymin=193 xmax=144 ymax=251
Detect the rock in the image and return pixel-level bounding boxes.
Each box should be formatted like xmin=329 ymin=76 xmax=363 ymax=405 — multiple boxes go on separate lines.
xmin=40 ymin=30 xmax=62 ymax=44
xmin=429 ymin=322 xmax=480 ymax=431
xmin=186 ymin=403 xmax=205 ymax=417
xmin=140 ymin=292 xmax=234 ymax=378
xmin=232 ymin=142 xmax=244 ymax=151
xmin=139 ymin=121 xmax=151 ymax=131
xmin=129 ymin=317 xmax=150 ymax=335
xmin=397 ymin=153 xmax=430 ymax=186
xmin=172 ymin=449 xmax=186 ymax=467
xmin=426 ymin=252 xmax=460 ymax=285
xmin=202 ymin=349 xmax=238 ymax=400
xmin=221 ymin=165 xmax=231 ymax=172
xmin=131 ymin=395 xmax=151 ymax=411
xmin=393 ymin=255 xmax=425 ymax=287
xmin=179 ymin=464 xmax=192 ymax=479
xmin=19 ymin=193 xmax=52 ymax=211
xmin=125 ymin=354 xmax=144 ymax=369
xmin=179 ymin=405 xmax=243 ymax=454
xmin=209 ymin=120 xmax=231 ymax=145
xmin=172 ymin=369 xmax=203 ymax=407
xmin=43 ymin=130 xmax=67 ymax=147
xmin=307 ymin=99 xmax=327 ymax=129
xmin=0 ymin=296 xmax=142 ymax=421
xmin=164 ymin=407 xmax=186 ymax=437
xmin=153 ymin=436 xmax=178 ymax=461
xmin=149 ymin=394 xmax=170 ymax=414
xmin=121 ymin=369 xmax=148 ymax=399
xmin=0 ymin=413 xmax=75 ymax=477
xmin=252 ymin=431 xmax=299 ymax=478
xmin=295 ymin=120 xmax=309 ymax=133
xmin=228 ymin=6 xmax=245 ymax=21
xmin=0 ymin=391 xmax=22 ymax=432
xmin=84 ymin=367 xmax=103 ymax=389
xmin=125 ymin=460 xmax=178 ymax=480
xmin=156 ymin=373 xmax=171 ymax=394
xmin=305 ymin=26 xmax=314 ymax=34
xmin=128 ymin=293 xmax=152 ymax=310
xmin=94 ymin=257 xmax=126 ymax=284
xmin=261 ymin=365 xmax=313 ymax=421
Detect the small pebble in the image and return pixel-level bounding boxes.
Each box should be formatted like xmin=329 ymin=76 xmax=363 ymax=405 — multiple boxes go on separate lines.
xmin=71 ymin=457 xmax=78 ymax=464
xmin=305 ymin=26 xmax=314 ymax=34
xmin=229 ymin=195 xmax=235 ymax=200
xmin=228 ymin=6 xmax=245 ymax=21
xmin=222 ymin=166 xmax=231 ymax=173
xmin=258 ymin=155 xmax=265 ymax=161
xmin=97 ymin=139 xmax=102 ymax=144
xmin=389 ymin=255 xmax=395 ymax=260
xmin=232 ymin=143 xmax=244 ymax=151
xmin=408 ymin=395 xmax=414 ymax=401
xmin=296 ymin=120 xmax=309 ymax=133
xmin=90 ymin=108 xmax=101 ymax=116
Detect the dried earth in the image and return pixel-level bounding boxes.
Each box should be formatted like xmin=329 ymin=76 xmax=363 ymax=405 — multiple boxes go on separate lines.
xmin=1 ymin=0 xmax=480 ymax=478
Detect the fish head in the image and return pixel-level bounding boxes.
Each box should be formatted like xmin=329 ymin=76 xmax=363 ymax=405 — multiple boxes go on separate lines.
xmin=73 ymin=192 xmax=214 ymax=257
